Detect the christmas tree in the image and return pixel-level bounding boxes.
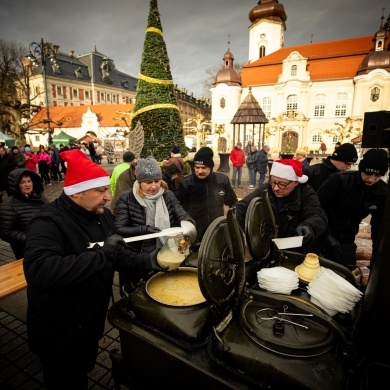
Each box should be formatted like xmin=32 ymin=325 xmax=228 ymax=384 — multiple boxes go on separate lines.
xmin=131 ymin=0 xmax=188 ymax=162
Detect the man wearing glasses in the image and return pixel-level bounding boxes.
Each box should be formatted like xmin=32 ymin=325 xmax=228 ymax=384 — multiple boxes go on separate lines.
xmin=235 ymin=159 xmax=327 ymax=252
xmin=304 ymin=143 xmax=358 ymax=192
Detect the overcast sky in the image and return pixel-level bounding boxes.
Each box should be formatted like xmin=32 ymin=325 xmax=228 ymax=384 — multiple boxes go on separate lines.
xmin=0 ymin=0 xmax=387 ymax=97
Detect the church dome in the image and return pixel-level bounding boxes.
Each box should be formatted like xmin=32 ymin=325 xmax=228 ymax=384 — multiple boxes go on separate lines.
xmin=249 ymin=0 xmax=287 ymax=25
xmin=357 ymin=26 xmax=390 ymax=75
xmin=214 ymin=49 xmax=241 ymax=87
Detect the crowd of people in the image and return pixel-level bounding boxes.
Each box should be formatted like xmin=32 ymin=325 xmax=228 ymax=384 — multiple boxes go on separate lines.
xmin=0 ymin=138 xmax=388 ymax=389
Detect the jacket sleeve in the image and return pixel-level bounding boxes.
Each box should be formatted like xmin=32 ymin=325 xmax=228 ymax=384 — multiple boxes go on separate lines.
xmin=0 ymin=201 xmax=26 ymax=247
xmin=299 ymin=185 xmax=328 ymax=239
xmin=114 ymin=193 xmax=148 ymax=237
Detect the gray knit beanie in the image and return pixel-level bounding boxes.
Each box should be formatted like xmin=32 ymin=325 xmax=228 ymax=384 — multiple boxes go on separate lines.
xmin=136 ymin=156 xmax=162 ymax=182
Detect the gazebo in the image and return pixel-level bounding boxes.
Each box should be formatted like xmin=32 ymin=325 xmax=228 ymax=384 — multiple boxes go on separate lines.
xmin=230 ymin=87 xmax=269 ymax=149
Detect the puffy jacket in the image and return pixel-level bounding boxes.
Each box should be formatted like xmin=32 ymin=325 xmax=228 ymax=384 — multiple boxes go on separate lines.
xmin=230 ymin=147 xmax=246 ymax=167
xmin=256 ymin=149 xmax=269 ymax=174
xmin=115 ymin=188 xmax=195 ymax=253
xmin=24 ymin=152 xmax=39 ymax=172
xmin=176 ymin=171 xmax=238 ymax=243
xmin=0 ymin=168 xmax=47 ymax=258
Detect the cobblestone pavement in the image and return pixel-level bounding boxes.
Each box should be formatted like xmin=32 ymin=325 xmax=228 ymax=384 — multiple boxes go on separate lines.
xmin=0 ymin=156 xmax=255 ymax=390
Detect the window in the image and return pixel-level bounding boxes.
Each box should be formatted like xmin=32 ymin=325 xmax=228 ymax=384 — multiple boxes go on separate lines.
xmin=101 ymin=92 xmax=105 ymax=101
xmin=57 ymin=86 xmax=62 ymax=95
xmin=286 ymin=95 xmax=298 ymax=117
xmin=370 ymin=87 xmax=380 ymax=102
xmin=85 ymin=91 xmax=90 ymax=99
xmin=314 ymin=94 xmax=326 ymax=117
xmin=259 ymin=45 xmax=266 ymax=58
xmin=335 ymin=93 xmax=347 ymax=117
xmin=262 ymin=97 xmax=271 ymax=118
xmin=75 ymin=67 xmax=83 ymax=79
xmin=312 ymin=134 xmax=322 ymax=143
xmin=73 ymin=89 xmax=78 ymax=98
xmin=107 ymin=94 xmax=110 ymax=101
xmin=291 ymin=65 xmax=297 ymax=76
xmin=220 ymin=97 xmax=225 ymax=109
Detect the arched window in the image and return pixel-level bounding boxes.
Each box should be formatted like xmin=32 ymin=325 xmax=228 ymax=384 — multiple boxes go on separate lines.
xmin=335 ymin=93 xmax=347 ymax=117
xmin=370 ymin=87 xmax=380 ymax=102
xmin=286 ymin=95 xmax=298 ymax=117
xmin=291 ymin=65 xmax=297 ymax=76
xmin=314 ymin=94 xmax=326 ymax=117
xmin=259 ymin=45 xmax=266 ymax=58
xmin=220 ymin=97 xmax=225 ymax=109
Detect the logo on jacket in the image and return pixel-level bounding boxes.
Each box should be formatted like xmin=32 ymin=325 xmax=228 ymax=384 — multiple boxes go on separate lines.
xmin=218 ymin=190 xmax=225 ymax=196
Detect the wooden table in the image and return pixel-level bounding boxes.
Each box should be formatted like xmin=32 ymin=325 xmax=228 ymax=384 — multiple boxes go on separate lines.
xmin=0 ymin=259 xmax=27 ymax=299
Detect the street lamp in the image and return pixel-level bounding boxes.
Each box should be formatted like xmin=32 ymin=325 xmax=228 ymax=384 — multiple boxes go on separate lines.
xmin=25 ymin=38 xmax=59 ymax=145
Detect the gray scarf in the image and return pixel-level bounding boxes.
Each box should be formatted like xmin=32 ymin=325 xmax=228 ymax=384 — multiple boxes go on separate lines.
xmin=133 ymin=182 xmax=170 ymax=245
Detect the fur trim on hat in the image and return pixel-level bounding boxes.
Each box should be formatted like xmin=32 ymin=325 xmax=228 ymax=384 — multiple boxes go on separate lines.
xmin=270 ymin=159 xmax=308 ymax=184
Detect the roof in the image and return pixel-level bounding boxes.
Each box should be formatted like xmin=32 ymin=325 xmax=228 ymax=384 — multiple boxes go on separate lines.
xmin=242 ymin=36 xmax=373 ymax=86
xmin=231 ymin=88 xmax=269 ymax=124
xmin=30 ymin=104 xmax=135 ymax=128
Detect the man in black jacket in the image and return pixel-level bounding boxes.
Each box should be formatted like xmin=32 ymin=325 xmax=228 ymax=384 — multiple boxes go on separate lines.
xmin=304 ymin=142 xmax=358 ymax=192
xmin=314 ymin=148 xmax=388 ymax=268
xmin=235 ymin=159 xmax=327 ymax=253
xmin=175 ymin=147 xmax=237 ymax=247
xmin=23 ymin=150 xmax=163 ymax=390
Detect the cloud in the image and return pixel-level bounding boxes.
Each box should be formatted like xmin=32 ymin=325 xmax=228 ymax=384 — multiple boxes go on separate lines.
xmin=0 ymin=0 xmax=387 ymax=97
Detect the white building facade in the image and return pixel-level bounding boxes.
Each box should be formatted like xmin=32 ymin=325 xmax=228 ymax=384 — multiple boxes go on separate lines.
xmin=211 ymin=0 xmax=390 ymax=156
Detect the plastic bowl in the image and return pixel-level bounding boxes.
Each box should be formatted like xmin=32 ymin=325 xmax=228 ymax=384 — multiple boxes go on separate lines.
xmin=272 ymin=236 xmax=303 ymax=249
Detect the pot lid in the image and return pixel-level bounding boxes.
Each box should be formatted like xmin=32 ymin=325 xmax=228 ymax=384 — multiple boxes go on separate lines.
xmin=245 ymin=190 xmax=277 ymax=263
xmin=240 ymin=299 xmax=335 ymax=357
xmin=198 ymin=208 xmax=245 ymax=306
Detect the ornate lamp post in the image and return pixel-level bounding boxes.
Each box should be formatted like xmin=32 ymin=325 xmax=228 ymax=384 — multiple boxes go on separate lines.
xmin=25 ymin=38 xmax=59 ymax=145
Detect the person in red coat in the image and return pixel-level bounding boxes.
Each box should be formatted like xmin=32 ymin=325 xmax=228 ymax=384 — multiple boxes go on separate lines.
xmin=24 ymin=147 xmax=39 ymax=172
xmin=229 ymin=141 xmax=246 ymax=188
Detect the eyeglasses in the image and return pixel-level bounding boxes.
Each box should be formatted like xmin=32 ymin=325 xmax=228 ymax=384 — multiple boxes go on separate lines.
xmin=270 ymin=180 xmax=292 ymax=189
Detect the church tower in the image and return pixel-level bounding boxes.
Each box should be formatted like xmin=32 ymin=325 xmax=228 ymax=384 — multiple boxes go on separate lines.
xmin=248 ymin=0 xmax=287 ymax=62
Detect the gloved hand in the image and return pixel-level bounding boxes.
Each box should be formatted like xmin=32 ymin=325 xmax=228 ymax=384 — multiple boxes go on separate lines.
xmin=149 ymin=248 xmax=168 ymax=272
xmin=180 ymin=220 xmax=197 ymax=243
xmin=295 ymin=225 xmax=313 ymax=245
xmin=145 ymin=226 xmax=161 ymax=234
xmin=102 ymin=234 xmax=127 ymax=259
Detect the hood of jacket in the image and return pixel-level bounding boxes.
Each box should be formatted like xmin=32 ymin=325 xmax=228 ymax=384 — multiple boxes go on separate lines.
xmin=8 ymin=168 xmax=44 ymax=197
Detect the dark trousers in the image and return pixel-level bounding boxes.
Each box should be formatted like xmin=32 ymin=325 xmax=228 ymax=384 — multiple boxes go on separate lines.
xmin=39 ymin=339 xmax=97 ymax=390
xmin=51 ymin=163 xmax=62 ymax=182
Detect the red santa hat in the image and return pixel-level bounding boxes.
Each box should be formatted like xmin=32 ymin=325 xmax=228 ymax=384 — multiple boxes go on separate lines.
xmin=270 ymin=159 xmax=308 ymax=184
xmin=61 ymin=149 xmax=110 ymax=195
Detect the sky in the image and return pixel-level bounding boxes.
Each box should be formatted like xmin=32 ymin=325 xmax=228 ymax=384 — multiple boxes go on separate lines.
xmin=0 ymin=0 xmax=387 ymax=98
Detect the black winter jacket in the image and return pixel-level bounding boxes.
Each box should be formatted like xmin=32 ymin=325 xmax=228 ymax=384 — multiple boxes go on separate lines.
xmin=317 ymin=171 xmax=387 ymax=245
xmin=304 ymin=156 xmax=339 ymax=192
xmin=115 ymin=189 xmax=195 ymax=253
xmin=175 ymin=171 xmax=238 ymax=243
xmin=0 ymin=168 xmax=47 ymax=258
xmin=23 ymin=193 xmax=153 ymax=359
xmin=235 ymin=183 xmax=328 ymax=252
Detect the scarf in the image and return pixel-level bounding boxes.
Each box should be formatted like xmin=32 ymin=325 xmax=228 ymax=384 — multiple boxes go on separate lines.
xmin=133 ymin=182 xmax=170 ymax=245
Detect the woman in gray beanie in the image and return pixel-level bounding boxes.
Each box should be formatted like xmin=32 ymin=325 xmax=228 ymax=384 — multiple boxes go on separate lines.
xmin=114 ymin=156 xmax=196 ymax=293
